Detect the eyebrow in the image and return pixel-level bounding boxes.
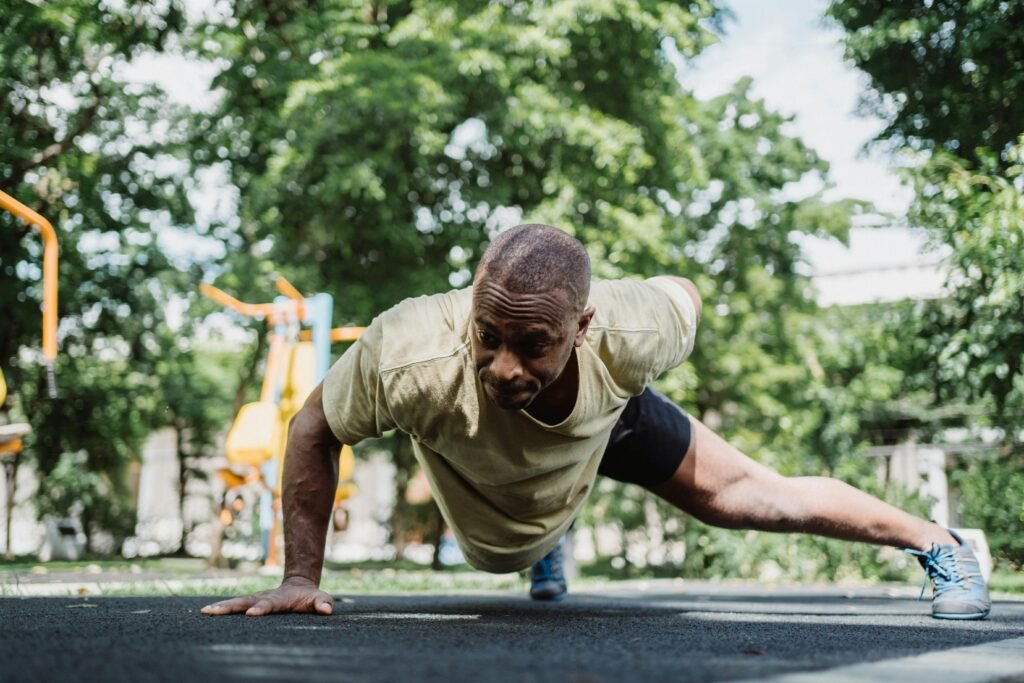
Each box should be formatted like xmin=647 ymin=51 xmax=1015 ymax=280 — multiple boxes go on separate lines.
xmin=473 ymin=319 xmax=557 ymax=341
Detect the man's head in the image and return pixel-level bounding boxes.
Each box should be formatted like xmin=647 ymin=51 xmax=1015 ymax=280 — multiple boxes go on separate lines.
xmin=472 ymin=224 xmax=595 ymax=410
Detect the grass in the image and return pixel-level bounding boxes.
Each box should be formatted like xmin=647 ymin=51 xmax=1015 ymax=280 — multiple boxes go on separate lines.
xmin=0 ymin=556 xmax=530 ymax=597
xmin=0 ymin=555 xmax=208 ymax=574
xmin=990 ymin=570 xmax=1024 ymax=595
xmin=2 ymin=554 xmax=1020 ymax=598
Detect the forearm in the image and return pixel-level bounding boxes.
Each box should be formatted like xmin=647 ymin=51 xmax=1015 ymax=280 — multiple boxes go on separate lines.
xmin=282 ymin=395 xmax=341 ymax=585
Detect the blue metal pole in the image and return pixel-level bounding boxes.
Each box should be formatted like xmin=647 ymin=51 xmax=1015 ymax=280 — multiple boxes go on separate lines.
xmin=305 ymin=293 xmax=334 ymax=383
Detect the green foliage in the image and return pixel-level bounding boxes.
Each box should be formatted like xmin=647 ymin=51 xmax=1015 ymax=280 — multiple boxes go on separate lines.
xmin=830 ymin=0 xmax=1024 ymax=565
xmin=186 ymin=0 xmax=905 ymax=581
xmin=826 ymin=0 xmax=1024 ymax=163
xmin=909 ymin=145 xmax=1024 ymax=426
xmin=950 ymin=454 xmax=1024 ymax=568
xmin=4 ymin=0 xmax=972 ymax=579
xmin=189 ymin=0 xmax=880 ymax=578
xmin=34 ymin=450 xmax=135 ymax=545
xmin=1 ymin=1 xmax=233 ymax=552
xmin=188 ymin=0 xmax=733 ymax=323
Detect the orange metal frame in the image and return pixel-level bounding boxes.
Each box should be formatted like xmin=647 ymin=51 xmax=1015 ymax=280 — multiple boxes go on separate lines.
xmin=0 ymin=190 xmax=58 ymax=364
xmin=200 ymin=279 xmax=365 ymax=340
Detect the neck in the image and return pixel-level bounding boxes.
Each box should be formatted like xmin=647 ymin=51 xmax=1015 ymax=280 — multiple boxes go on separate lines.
xmin=525 ymin=350 xmax=579 ymax=425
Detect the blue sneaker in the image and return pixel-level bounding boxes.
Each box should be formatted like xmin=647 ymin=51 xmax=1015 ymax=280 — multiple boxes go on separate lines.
xmin=906 ymin=529 xmax=991 ymax=620
xmin=530 ymin=538 xmax=567 ymax=602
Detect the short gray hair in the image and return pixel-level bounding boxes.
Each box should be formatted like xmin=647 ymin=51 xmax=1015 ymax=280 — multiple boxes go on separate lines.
xmin=475 ymin=224 xmax=591 ymax=312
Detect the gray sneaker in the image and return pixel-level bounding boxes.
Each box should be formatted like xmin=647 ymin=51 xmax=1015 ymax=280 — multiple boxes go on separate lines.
xmin=906 ymin=529 xmax=991 ymax=620
xmin=530 ymin=537 xmax=567 ymax=602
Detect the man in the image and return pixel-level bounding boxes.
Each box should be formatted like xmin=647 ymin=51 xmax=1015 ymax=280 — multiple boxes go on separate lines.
xmin=202 ymin=224 xmax=990 ymax=620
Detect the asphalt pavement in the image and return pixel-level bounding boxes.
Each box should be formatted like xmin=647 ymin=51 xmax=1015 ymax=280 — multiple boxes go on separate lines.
xmin=2 ymin=584 xmax=1023 ymax=682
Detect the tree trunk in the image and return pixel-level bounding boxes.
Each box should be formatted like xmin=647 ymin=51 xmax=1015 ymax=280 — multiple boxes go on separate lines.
xmin=175 ymin=424 xmax=190 ymax=555
xmin=428 ymin=504 xmax=445 ymax=571
xmin=389 ymin=433 xmax=418 ymax=558
xmin=3 ymin=453 xmax=18 ymax=560
xmin=232 ymin=333 xmax=267 ymax=420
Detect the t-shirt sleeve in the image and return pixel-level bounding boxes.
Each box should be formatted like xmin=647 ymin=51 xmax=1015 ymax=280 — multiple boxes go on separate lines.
xmin=641 ymin=276 xmax=699 ymax=377
xmin=321 ymin=316 xmax=396 ymax=444
xmin=590 ymin=277 xmax=700 ymax=395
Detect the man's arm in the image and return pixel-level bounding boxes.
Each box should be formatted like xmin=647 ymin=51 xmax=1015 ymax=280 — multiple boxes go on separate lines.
xmin=201 ymin=383 xmax=340 ymax=617
xmin=281 ymin=382 xmax=341 ymax=587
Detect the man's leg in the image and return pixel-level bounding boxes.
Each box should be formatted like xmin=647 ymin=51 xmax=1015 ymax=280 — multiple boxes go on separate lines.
xmin=648 ymin=415 xmax=955 ymax=551
xmin=649 ymin=414 xmax=990 ymax=619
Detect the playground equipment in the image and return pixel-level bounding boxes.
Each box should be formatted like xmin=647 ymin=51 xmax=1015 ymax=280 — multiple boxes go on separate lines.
xmin=0 ymin=189 xmax=59 ymax=559
xmin=201 ymin=277 xmax=364 ymax=566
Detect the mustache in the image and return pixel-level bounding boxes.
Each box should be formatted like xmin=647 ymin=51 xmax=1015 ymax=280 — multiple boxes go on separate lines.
xmin=480 ymin=373 xmax=533 ymax=394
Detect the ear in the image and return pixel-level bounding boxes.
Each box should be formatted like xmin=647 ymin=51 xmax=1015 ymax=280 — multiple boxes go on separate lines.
xmin=573 ymin=306 xmax=596 ymax=347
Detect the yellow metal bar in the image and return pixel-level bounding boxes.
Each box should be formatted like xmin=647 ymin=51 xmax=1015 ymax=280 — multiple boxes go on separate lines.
xmin=199 ymin=283 xmax=277 ymax=319
xmin=274 ymin=276 xmax=306 ymax=321
xmin=0 ymin=190 xmax=58 ymax=364
xmin=275 ymin=276 xmax=304 ymax=301
xmin=298 ymin=326 xmax=366 ymax=343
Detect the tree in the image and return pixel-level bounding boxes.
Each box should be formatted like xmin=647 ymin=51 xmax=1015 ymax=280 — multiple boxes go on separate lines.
xmin=192 ymin=1 xmax=859 ymax=422
xmin=0 ymin=1 xmax=230 ymax=552
xmin=909 ymin=146 xmax=1024 ymax=429
xmin=188 ymin=0 xmax=731 ymax=322
xmin=153 ymin=332 xmax=238 ymax=554
xmin=188 ymin=0 xmax=883 ymax=577
xmin=826 ymin=0 xmax=1024 ymax=164
xmin=829 ymin=0 xmax=1024 ymax=567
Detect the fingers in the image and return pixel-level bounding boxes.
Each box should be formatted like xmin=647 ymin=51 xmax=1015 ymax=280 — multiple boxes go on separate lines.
xmin=202 ymin=589 xmax=336 ymax=617
xmin=245 ymin=598 xmax=275 ymax=617
xmin=201 ymin=596 xmax=258 ymax=616
xmin=315 ymin=594 xmax=334 ymax=615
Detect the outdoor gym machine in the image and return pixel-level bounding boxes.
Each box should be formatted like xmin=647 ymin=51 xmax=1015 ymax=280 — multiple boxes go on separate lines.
xmin=201 ymin=277 xmax=363 ymax=567
xmin=0 ymin=189 xmax=59 ymax=560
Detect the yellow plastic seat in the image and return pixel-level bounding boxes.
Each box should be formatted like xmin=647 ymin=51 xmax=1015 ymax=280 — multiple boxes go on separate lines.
xmin=0 ymin=367 xmax=31 ymax=456
xmin=216 ymin=462 xmax=263 ymax=490
xmin=225 ymin=401 xmax=282 ymax=466
xmin=0 ymin=438 xmax=23 ymax=457
xmin=338 ymin=444 xmax=355 ymax=481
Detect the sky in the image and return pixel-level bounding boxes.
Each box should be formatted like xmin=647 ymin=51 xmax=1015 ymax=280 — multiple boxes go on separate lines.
xmin=683 ymin=0 xmax=940 ymax=276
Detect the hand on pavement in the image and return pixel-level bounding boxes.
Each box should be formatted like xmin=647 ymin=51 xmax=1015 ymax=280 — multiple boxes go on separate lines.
xmin=201 ymin=577 xmax=335 ymax=617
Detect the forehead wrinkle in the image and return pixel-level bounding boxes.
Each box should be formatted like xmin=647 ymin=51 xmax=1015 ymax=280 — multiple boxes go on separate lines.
xmin=473 ymin=281 xmax=570 ymax=325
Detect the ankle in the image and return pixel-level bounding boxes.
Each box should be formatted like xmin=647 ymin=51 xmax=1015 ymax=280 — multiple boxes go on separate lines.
xmin=915 ymin=525 xmax=957 ymax=551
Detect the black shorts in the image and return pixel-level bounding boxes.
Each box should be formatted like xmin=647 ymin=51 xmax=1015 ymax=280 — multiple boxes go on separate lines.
xmin=597 ymin=388 xmax=692 ymax=488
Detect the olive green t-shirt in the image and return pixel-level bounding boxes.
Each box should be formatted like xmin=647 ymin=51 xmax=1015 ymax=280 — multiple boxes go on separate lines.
xmin=322 ymin=277 xmax=698 ymax=573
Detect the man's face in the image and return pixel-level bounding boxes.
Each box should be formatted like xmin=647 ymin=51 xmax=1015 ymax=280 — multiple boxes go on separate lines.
xmin=472 ymin=279 xmax=586 ymax=411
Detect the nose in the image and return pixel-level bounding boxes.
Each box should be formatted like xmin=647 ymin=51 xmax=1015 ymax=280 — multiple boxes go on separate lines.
xmin=490 ymin=348 xmax=523 ymax=383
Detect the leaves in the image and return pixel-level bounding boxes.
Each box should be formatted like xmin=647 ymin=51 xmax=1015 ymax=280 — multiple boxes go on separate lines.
xmin=827 ymin=0 xmax=1024 ymax=163
xmin=1 ymin=1 xmax=234 ymax=550
xmin=829 ymin=0 xmax=1024 ymax=567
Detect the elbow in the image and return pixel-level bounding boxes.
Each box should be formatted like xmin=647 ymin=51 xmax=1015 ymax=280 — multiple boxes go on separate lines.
xmin=289 ymin=393 xmax=340 ymax=451
xmin=668 ymin=276 xmax=702 ymax=321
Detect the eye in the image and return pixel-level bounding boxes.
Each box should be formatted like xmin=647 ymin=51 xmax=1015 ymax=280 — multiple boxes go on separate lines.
xmin=477 ymin=330 xmax=499 ymax=348
xmin=524 ymin=341 xmax=551 ymax=357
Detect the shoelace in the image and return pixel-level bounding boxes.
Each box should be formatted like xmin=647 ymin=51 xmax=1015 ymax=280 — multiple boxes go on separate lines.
xmin=905 ymin=544 xmax=966 ymax=600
